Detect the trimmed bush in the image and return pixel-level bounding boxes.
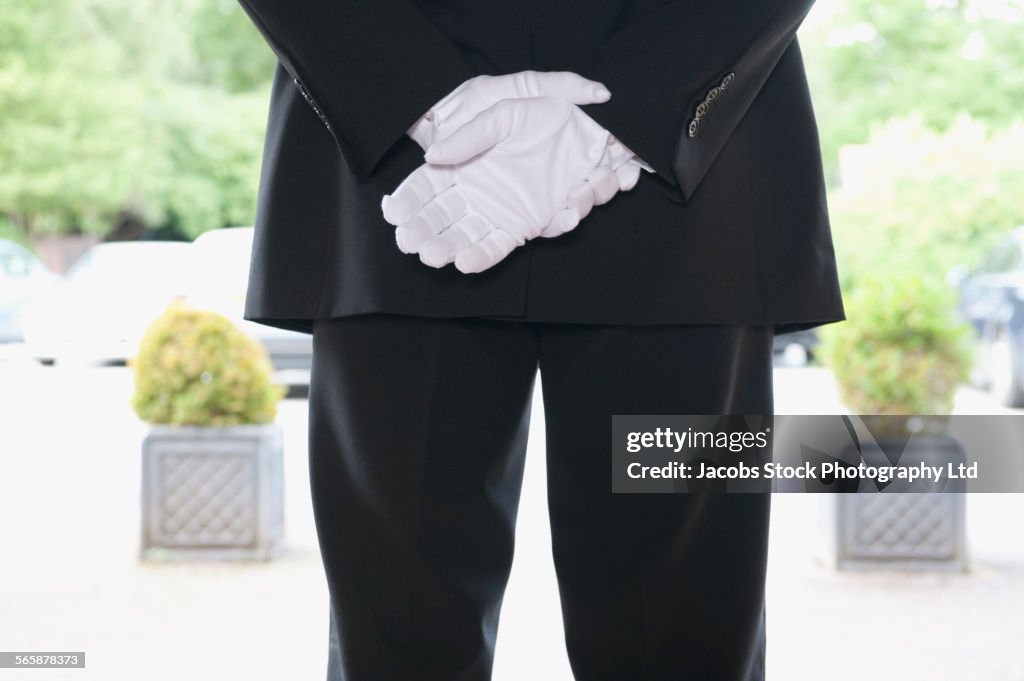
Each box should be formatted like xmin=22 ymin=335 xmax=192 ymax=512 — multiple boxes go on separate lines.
xmin=130 ymin=303 xmax=285 ymax=425
xmin=818 ymin=274 xmax=973 ymax=415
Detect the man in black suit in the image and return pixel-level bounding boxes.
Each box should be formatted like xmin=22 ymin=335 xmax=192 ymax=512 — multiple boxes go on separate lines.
xmin=235 ymin=1 xmax=844 ymax=679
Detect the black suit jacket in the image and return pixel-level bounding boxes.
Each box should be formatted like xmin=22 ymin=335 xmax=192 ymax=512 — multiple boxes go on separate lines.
xmin=236 ymin=0 xmax=845 ymax=335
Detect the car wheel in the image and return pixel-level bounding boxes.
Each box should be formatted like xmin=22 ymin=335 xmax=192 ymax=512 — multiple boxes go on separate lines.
xmin=988 ymin=325 xmax=1024 ymax=408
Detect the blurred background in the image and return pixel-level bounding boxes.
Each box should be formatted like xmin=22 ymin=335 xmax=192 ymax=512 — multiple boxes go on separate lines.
xmin=1 ymin=0 xmax=1023 ymax=679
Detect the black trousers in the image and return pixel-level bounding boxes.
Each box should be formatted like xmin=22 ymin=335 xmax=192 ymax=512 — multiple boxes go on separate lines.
xmin=308 ymin=315 xmax=775 ymax=681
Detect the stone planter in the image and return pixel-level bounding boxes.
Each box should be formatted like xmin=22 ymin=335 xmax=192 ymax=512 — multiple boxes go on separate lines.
xmin=141 ymin=423 xmax=284 ymax=561
xmin=819 ymin=435 xmax=968 ymax=572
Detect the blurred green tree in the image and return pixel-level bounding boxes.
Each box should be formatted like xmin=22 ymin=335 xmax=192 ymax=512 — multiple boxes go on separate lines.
xmin=794 ymin=1 xmax=1024 ymax=297
xmin=3 ymin=0 xmax=1024 ymax=251
xmin=0 ymin=0 xmax=272 ymax=241
xmin=827 ymin=115 xmax=1024 ymax=292
xmin=801 ymin=0 xmax=1024 ymax=172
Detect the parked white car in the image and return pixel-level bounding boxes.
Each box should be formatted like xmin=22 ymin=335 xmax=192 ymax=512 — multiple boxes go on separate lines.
xmin=22 ymin=241 xmax=192 ymax=365
xmin=0 ymin=239 xmax=58 ymax=343
xmin=182 ymin=226 xmax=312 ymax=386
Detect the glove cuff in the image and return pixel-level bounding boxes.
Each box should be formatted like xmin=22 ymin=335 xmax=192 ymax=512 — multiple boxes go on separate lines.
xmin=607 ymin=135 xmax=655 ymax=174
xmin=407 ymin=110 xmax=438 ymax=151
xmin=406 ymin=75 xmax=482 ymax=151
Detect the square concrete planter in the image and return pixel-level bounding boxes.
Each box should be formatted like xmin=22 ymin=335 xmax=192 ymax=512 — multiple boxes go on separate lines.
xmin=818 ymin=435 xmax=968 ymax=572
xmin=141 ymin=423 xmax=284 ymax=561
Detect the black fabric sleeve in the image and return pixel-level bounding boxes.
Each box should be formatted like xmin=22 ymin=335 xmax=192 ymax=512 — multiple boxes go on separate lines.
xmin=236 ymin=0 xmax=478 ymax=181
xmin=580 ymin=0 xmax=817 ymax=201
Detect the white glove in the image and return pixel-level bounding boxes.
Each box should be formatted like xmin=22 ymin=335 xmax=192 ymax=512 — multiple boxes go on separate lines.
xmin=539 ymin=134 xmax=645 ymax=238
xmin=382 ymin=96 xmax=639 ymax=274
xmin=406 ymin=71 xmax=611 ymax=150
xmin=407 ymin=71 xmax=655 ymax=187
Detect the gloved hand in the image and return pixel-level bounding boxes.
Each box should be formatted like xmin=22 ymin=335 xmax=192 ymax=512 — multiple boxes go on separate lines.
xmin=382 ymin=96 xmax=639 ymax=274
xmin=406 ymin=71 xmax=612 ymax=150
xmin=539 ymin=134 xmax=645 ymax=239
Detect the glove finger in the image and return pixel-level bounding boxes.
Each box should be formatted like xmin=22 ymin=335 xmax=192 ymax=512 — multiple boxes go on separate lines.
xmin=382 ymin=165 xmax=455 ymax=225
xmin=586 ymin=166 xmax=621 ymax=205
xmin=418 ymin=212 xmax=493 ymax=269
xmin=515 ymin=71 xmax=611 ymax=105
xmin=454 ymin=228 xmax=519 ymax=274
xmin=587 ymin=167 xmax=621 ymax=205
xmin=429 ymin=79 xmax=473 ymax=126
xmin=424 ymin=102 xmax=515 ymax=165
xmin=394 ymin=187 xmax=469 ymax=253
xmin=406 ymin=113 xmax=435 ymax=151
xmin=566 ymin=182 xmax=597 ymax=220
xmin=540 ymin=208 xmax=582 ymax=238
xmin=615 ymin=161 xmax=642 ymax=191
xmin=604 ymin=136 xmax=637 ymax=169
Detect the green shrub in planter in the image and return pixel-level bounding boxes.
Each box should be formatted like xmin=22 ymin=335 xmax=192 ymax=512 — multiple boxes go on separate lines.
xmin=817 ymin=275 xmax=973 ymax=571
xmin=129 ymin=303 xmax=285 ymax=426
xmin=818 ymin=274 xmax=973 ymax=418
xmin=132 ymin=304 xmax=287 ymax=560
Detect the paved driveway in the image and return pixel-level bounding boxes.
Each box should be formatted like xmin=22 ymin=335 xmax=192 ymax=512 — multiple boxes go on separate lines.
xmin=0 ymin=348 xmax=1021 ymax=680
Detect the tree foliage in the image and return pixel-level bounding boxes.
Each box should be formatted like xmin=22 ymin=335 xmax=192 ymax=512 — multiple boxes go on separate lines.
xmin=3 ymin=0 xmax=1024 ymax=259
xmin=0 ymin=0 xmax=274 ymax=240
xmin=801 ymin=0 xmax=1024 ymax=170
xmin=827 ymin=115 xmax=1024 ymax=292
xmin=794 ymin=1 xmax=1024 ymax=295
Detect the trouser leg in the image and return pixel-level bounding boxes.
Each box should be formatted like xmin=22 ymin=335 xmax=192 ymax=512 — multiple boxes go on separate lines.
xmin=308 ymin=315 xmax=539 ymax=681
xmin=537 ymin=323 xmax=775 ymax=681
